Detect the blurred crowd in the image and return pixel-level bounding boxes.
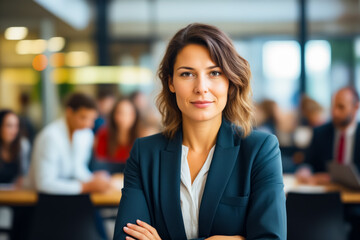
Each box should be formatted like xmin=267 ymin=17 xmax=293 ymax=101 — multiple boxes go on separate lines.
xmin=1 ymin=86 xmax=360 ymax=239
xmin=1 ymin=86 xmax=359 ymax=187
xmin=0 ymin=89 xmax=161 ymax=190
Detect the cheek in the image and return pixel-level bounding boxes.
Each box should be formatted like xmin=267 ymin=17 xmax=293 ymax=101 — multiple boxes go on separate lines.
xmin=215 ymin=83 xmax=229 ymax=101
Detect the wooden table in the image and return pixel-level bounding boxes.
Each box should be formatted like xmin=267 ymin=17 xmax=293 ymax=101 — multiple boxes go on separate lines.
xmin=283 ymin=174 xmax=360 ymax=204
xmin=1 ymin=174 xmax=360 ymax=206
xmin=0 ymin=174 xmax=123 ymax=207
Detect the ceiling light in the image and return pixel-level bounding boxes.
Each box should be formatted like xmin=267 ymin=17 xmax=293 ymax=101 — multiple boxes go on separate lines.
xmin=16 ymin=39 xmax=47 ymax=54
xmin=5 ymin=27 xmax=28 ymax=40
xmin=48 ymin=37 xmax=65 ymax=52
xmin=65 ymin=51 xmax=90 ymax=67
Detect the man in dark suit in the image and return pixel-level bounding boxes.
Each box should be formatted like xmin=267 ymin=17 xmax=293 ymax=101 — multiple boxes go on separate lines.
xmin=296 ymin=87 xmax=360 ymax=184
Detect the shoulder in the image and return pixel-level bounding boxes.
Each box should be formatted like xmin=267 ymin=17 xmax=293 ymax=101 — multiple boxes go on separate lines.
xmin=233 ymin=128 xmax=280 ymax=163
xmin=35 ymin=119 xmax=64 ymax=142
xmin=235 ymin=128 xmax=278 ymax=149
xmin=314 ymin=122 xmax=333 ymax=133
xmin=135 ymin=132 xmax=168 ymax=150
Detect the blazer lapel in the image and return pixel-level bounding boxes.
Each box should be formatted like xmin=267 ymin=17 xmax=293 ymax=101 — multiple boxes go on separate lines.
xmin=198 ymin=120 xmax=240 ymax=237
xmin=159 ymin=130 xmax=187 ymax=240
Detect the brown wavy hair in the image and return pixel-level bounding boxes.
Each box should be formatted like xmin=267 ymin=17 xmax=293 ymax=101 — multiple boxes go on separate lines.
xmin=156 ymin=23 xmax=254 ymax=138
xmin=0 ymin=110 xmax=21 ymax=162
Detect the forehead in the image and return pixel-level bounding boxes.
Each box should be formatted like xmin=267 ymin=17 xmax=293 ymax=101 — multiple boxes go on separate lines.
xmin=333 ymin=90 xmax=354 ymax=104
xmin=116 ymin=100 xmax=133 ymax=109
xmin=174 ymin=44 xmax=216 ymax=67
xmin=74 ymin=107 xmax=97 ymax=115
xmin=4 ymin=113 xmax=18 ymax=122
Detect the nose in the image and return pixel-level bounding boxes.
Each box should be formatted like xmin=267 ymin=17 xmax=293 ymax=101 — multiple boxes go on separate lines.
xmin=193 ymin=74 xmax=208 ymax=94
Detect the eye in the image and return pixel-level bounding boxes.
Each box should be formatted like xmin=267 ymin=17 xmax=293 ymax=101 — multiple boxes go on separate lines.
xmin=180 ymin=72 xmax=194 ymax=77
xmin=210 ymin=71 xmax=222 ymax=77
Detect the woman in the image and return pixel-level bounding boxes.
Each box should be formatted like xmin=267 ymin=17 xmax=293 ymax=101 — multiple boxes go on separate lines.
xmin=94 ymin=98 xmax=139 ymax=164
xmin=114 ymin=23 xmax=286 ymax=240
xmin=0 ymin=109 xmax=30 ymax=184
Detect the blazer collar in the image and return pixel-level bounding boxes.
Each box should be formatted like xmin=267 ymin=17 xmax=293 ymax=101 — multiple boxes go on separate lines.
xmin=160 ymin=119 xmax=240 ymax=239
xmin=160 ymin=128 xmax=187 ymax=240
xmin=198 ymin=119 xmax=240 ymax=237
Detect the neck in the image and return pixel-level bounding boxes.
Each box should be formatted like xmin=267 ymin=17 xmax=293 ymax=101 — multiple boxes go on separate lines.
xmin=65 ymin=117 xmax=75 ymax=141
xmin=182 ymin=116 xmax=222 ymax=153
xmin=117 ymin=128 xmax=131 ymax=144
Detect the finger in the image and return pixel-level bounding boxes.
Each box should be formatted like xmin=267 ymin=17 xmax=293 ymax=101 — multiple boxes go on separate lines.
xmin=126 ymin=237 xmax=136 ymax=240
xmin=124 ymin=224 xmax=152 ymax=240
xmin=124 ymin=226 xmax=149 ymax=240
xmin=136 ymin=220 xmax=161 ymax=239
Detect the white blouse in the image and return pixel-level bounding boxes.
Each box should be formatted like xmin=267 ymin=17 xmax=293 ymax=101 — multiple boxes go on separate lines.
xmin=180 ymin=144 xmax=216 ymax=239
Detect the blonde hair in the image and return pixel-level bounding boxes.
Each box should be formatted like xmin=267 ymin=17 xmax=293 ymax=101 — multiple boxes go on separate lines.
xmin=157 ymin=23 xmax=254 ymax=138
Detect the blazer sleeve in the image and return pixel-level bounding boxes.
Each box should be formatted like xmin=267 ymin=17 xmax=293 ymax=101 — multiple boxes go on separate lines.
xmin=246 ymin=134 xmax=287 ymax=240
xmin=113 ymin=139 xmax=151 ymax=240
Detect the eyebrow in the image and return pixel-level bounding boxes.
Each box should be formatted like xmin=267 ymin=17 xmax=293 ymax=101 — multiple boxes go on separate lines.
xmin=176 ymin=65 xmax=220 ymax=71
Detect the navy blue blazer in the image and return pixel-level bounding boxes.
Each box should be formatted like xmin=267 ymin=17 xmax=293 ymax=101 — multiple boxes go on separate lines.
xmin=305 ymin=122 xmax=360 ymax=172
xmin=113 ymin=120 xmax=286 ymax=240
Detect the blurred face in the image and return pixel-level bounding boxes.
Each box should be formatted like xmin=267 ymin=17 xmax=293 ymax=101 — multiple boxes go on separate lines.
xmin=331 ymin=89 xmax=359 ymax=129
xmin=1 ymin=113 xmax=19 ymax=144
xmin=169 ymin=44 xmax=229 ymax=124
xmin=66 ymin=107 xmax=98 ymax=131
xmin=114 ymin=100 xmax=136 ymax=131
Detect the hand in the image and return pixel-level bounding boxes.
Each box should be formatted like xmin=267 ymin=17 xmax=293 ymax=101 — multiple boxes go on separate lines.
xmin=93 ymin=170 xmax=111 ymax=180
xmin=312 ymin=173 xmax=331 ymax=185
xmin=82 ymin=173 xmax=111 ymax=193
xmin=295 ymin=167 xmax=313 ymax=184
xmin=123 ymin=219 xmax=161 ymax=240
xmin=206 ymin=236 xmax=245 ymax=240
xmin=14 ymin=177 xmax=24 ymax=189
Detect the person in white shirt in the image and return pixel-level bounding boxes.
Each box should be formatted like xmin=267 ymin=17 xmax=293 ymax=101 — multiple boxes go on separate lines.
xmin=296 ymin=87 xmax=360 ymax=184
xmin=26 ymin=93 xmax=110 ymax=194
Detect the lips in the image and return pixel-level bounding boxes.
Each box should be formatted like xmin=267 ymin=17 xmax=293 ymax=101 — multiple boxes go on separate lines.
xmin=191 ymin=100 xmax=214 ymax=108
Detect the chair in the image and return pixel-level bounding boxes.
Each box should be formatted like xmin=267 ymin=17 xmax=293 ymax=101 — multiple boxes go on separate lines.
xmin=28 ymin=193 xmax=104 ymax=240
xmin=286 ymin=192 xmax=348 ymax=240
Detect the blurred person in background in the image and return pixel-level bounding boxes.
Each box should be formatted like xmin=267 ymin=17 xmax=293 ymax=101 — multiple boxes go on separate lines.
xmin=254 ymin=99 xmax=280 ymax=135
xmin=94 ymin=97 xmax=139 ymax=171
xmin=291 ymin=96 xmax=326 ymax=169
xmin=25 ymin=93 xmax=111 ymax=194
xmin=130 ymin=91 xmax=161 ymax=137
xmin=299 ymin=95 xmax=326 ymax=128
xmin=93 ymin=88 xmax=116 ymax=134
xmin=296 ymin=87 xmax=360 ymax=184
xmin=18 ymin=92 xmax=37 ymax=144
xmin=0 ymin=110 xmax=30 ymax=185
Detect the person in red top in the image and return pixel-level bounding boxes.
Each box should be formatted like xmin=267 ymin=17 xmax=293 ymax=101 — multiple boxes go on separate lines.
xmin=94 ymin=97 xmax=139 ymax=164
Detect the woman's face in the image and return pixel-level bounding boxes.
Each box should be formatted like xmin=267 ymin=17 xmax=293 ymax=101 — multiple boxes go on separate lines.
xmin=1 ymin=113 xmax=19 ymax=144
xmin=114 ymin=100 xmax=137 ymax=131
xmin=169 ymin=44 xmax=229 ymax=124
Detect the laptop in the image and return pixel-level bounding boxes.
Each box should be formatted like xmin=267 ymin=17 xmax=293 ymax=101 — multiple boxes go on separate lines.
xmin=328 ymin=162 xmax=360 ymax=190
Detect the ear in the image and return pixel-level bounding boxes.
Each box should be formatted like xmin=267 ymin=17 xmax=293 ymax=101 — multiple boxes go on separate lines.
xmin=355 ymin=101 xmax=360 ymax=111
xmin=168 ymin=76 xmax=175 ymax=93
